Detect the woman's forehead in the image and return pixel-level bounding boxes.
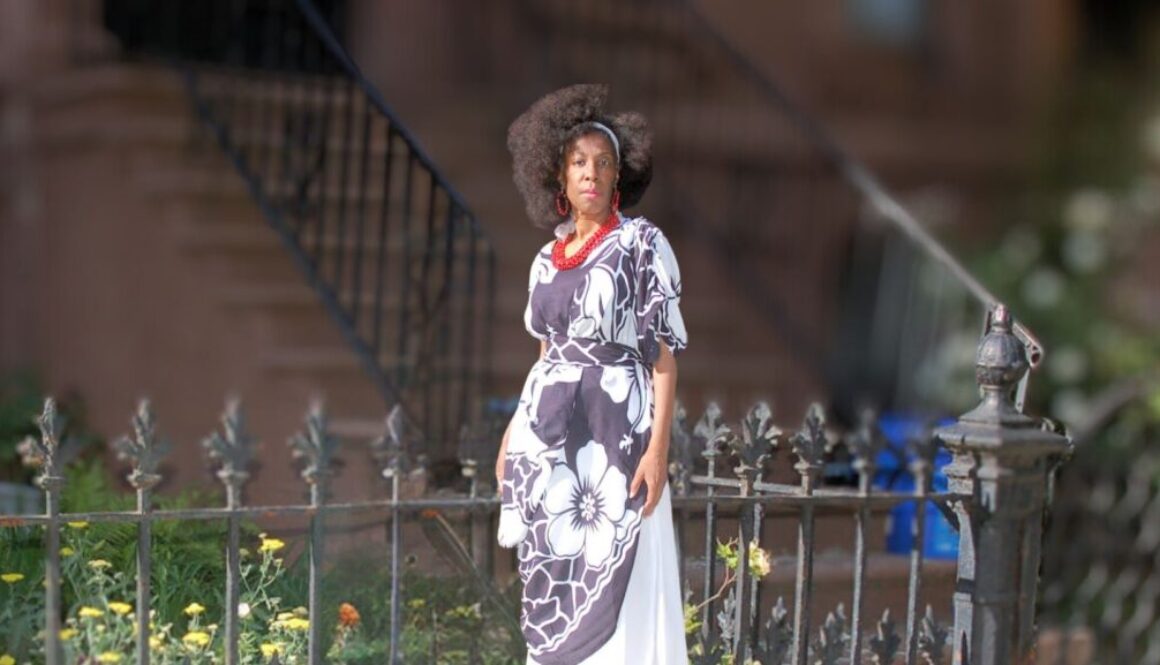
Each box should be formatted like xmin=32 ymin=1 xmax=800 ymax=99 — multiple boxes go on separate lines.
xmin=566 ymin=132 xmax=616 ymax=155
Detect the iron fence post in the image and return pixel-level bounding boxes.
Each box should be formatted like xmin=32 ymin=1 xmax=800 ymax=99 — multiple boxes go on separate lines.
xmin=694 ymin=404 xmax=726 ymax=649
xmin=791 ymin=404 xmax=828 ymax=665
xmin=22 ymin=399 xmax=65 ymax=665
xmin=114 ymin=400 xmax=169 ymax=665
xmin=288 ymin=403 xmax=337 ymax=665
xmin=732 ymin=468 xmax=755 ymax=661
xmin=203 ymin=399 xmax=254 ymax=665
xmin=734 ymin=403 xmax=779 ymax=657
xmin=935 ymin=305 xmax=1071 ymax=665
xmin=846 ymin=408 xmax=884 ymax=665
xmin=373 ymin=405 xmax=417 ymax=665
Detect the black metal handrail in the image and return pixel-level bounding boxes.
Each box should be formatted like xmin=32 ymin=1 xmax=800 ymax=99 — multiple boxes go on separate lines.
xmin=93 ymin=0 xmax=496 ymax=451
xmin=515 ymin=0 xmax=1041 ymax=415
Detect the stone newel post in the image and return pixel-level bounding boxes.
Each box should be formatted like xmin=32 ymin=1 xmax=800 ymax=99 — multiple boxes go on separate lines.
xmin=935 ymin=305 xmax=1071 ymax=665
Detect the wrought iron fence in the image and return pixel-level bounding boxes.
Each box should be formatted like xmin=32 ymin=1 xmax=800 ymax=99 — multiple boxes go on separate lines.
xmin=77 ymin=0 xmax=497 ymax=456
xmin=2 ymin=305 xmax=1070 ymax=664
xmin=1039 ymin=418 xmax=1160 ymax=664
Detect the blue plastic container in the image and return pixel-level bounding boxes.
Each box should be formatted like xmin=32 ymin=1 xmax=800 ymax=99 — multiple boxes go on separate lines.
xmin=873 ymin=413 xmax=959 ymax=560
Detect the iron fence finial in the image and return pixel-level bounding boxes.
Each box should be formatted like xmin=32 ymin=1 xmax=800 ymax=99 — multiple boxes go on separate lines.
xmin=288 ymin=400 xmax=338 ymax=484
xmin=202 ymin=398 xmax=254 ymax=488
xmin=114 ymin=399 xmax=169 ymax=491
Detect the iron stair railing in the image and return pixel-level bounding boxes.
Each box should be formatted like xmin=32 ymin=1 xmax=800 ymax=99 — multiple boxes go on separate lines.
xmin=94 ymin=0 xmax=496 ymax=452
xmin=516 ymin=0 xmax=1042 ymax=416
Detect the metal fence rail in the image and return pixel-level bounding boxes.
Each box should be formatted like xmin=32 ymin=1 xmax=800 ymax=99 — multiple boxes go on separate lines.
xmin=2 ymin=305 xmax=1069 ymax=665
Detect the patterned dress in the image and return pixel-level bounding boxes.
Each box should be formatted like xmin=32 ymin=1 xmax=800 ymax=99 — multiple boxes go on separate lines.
xmin=498 ymin=215 xmax=688 ymax=664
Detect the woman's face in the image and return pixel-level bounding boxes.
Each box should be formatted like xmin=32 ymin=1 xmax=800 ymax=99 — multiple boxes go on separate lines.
xmin=560 ymin=132 xmax=618 ymax=220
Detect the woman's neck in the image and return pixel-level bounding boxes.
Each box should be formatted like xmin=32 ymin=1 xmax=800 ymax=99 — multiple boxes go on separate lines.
xmin=573 ymin=209 xmax=612 ymax=241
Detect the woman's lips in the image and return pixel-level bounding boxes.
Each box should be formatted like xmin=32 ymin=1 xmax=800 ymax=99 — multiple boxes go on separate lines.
xmin=580 ymin=189 xmax=600 ymax=198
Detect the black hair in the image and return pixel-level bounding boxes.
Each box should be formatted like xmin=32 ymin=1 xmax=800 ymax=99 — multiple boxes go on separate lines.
xmin=507 ymin=84 xmax=653 ymax=229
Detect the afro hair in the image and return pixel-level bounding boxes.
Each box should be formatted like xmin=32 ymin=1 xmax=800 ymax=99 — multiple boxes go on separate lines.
xmin=507 ymin=84 xmax=653 ymax=230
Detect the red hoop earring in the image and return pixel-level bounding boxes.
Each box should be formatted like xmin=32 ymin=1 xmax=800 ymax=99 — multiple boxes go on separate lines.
xmin=611 ymin=189 xmax=621 ymax=213
xmin=555 ymin=190 xmax=570 ymax=216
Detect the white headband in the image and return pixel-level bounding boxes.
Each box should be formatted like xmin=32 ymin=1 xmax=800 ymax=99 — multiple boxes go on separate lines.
xmin=588 ymin=122 xmax=620 ymax=162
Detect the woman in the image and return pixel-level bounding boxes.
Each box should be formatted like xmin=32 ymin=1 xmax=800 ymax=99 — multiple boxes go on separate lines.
xmin=495 ymin=84 xmax=688 ymax=664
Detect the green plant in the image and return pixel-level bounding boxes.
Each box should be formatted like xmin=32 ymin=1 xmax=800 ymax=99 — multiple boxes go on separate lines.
xmin=2 ymin=520 xmax=530 ymax=664
xmin=0 ymin=372 xmax=42 ymax=477
xmin=964 ymin=63 xmax=1160 ymax=454
xmin=0 ymin=391 xmax=528 ymax=663
xmin=0 ymin=372 xmax=100 ymax=483
xmin=684 ymin=538 xmax=775 ymax=664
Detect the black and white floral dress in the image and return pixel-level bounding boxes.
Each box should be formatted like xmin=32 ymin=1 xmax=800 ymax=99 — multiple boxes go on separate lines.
xmin=498 ymin=215 xmax=688 ymax=664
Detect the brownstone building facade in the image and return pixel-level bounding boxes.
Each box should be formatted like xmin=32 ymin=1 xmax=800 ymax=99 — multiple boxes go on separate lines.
xmin=0 ymin=1 xmax=1078 ymax=501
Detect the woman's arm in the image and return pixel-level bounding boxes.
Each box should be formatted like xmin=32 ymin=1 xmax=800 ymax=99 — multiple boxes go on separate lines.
xmin=496 ymin=341 xmax=548 ymax=486
xmin=630 ymin=341 xmax=677 ymax=517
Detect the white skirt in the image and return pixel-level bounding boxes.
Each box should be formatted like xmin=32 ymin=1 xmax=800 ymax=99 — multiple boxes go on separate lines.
xmin=527 ymin=485 xmax=688 ymax=665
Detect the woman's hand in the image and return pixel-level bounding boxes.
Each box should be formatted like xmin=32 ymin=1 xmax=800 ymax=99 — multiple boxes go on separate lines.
xmin=630 ymin=446 xmax=668 ymax=517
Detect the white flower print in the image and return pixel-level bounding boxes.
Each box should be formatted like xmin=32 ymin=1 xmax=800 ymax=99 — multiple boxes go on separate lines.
xmin=599 ymin=366 xmax=631 ymax=403
xmin=529 ymin=253 xmax=557 ymax=287
xmin=600 ymin=365 xmax=652 ymax=436
xmin=543 ymin=441 xmax=628 ymax=566
xmin=568 ymin=265 xmax=615 ymax=339
xmin=518 ymin=364 xmax=583 ymax=450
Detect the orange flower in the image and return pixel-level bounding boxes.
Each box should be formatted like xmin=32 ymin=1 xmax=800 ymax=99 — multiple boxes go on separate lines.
xmin=337 ymin=602 xmax=360 ymax=628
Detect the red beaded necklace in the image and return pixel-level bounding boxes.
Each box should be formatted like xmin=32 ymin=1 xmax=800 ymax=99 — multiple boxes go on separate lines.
xmin=551 ymin=211 xmax=620 ymax=270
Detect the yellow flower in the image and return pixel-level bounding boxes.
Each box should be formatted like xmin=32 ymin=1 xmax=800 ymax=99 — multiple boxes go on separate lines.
xmin=284 ymin=617 xmax=310 ymax=632
xmin=107 ymin=601 xmax=133 ymax=616
xmin=258 ymin=537 xmax=285 ymax=553
xmin=97 ymin=652 xmax=123 ymax=663
xmin=407 ymin=598 xmax=426 ymax=610
xmin=182 ymin=631 xmax=212 ymax=648
xmin=1 ymin=573 xmax=24 ymax=584
xmin=259 ymin=643 xmax=280 ymax=659
xmin=0 ymin=655 xmax=15 ymax=665
xmin=275 ymin=611 xmax=295 ymax=622
xmin=683 ymin=602 xmax=702 ymax=636
xmin=747 ymin=541 xmax=773 ymax=578
xmin=67 ymin=521 xmax=89 ymax=529
xmin=60 ymin=546 xmax=75 ymax=556
xmin=59 ymin=628 xmax=79 ymax=641
xmin=184 ymin=602 xmax=206 ymax=617
xmin=79 ymin=606 xmax=105 ymax=618
xmin=88 ymin=559 xmax=113 ymax=571
xmin=149 ymin=636 xmax=163 ymax=650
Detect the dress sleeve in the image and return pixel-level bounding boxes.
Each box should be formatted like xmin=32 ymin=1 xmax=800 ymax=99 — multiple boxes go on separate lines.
xmin=635 ymin=225 xmax=687 ymax=364
xmin=524 ymin=251 xmax=550 ymax=341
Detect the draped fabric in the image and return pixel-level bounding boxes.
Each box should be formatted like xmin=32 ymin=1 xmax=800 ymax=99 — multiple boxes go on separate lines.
xmin=498 ymin=216 xmax=687 ymax=664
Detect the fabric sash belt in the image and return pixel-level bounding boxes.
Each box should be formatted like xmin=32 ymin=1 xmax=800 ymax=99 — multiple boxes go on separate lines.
xmin=543 ymin=336 xmax=644 ymax=368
